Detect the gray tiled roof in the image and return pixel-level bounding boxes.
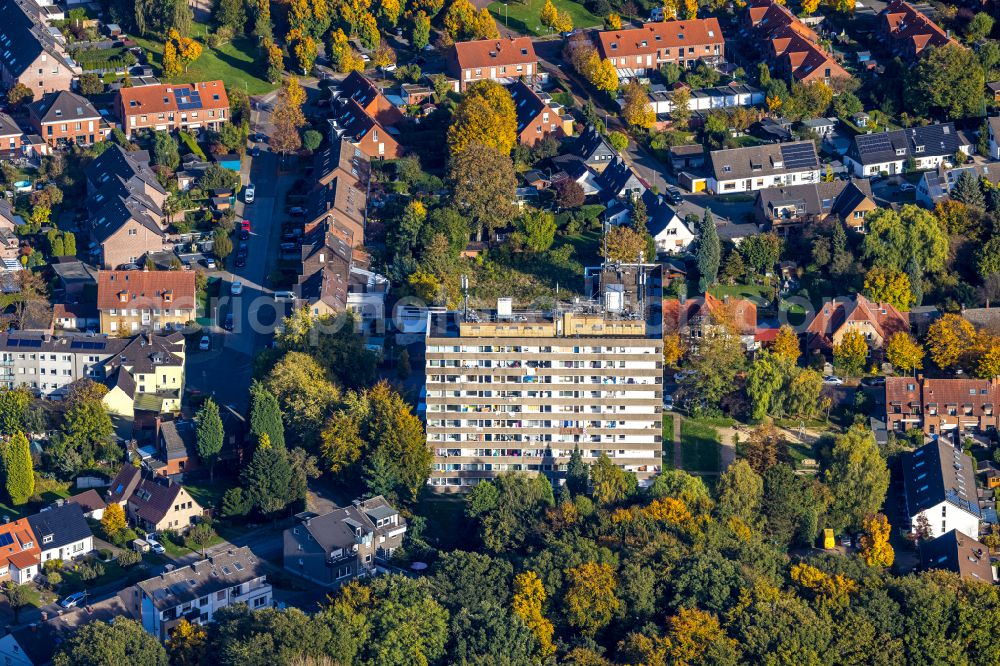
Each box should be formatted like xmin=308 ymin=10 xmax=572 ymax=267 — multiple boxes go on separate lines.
xmin=710 ymin=140 xmax=818 ymax=181
xmin=902 ymin=439 xmax=980 ymax=519
xmin=136 ymin=546 xmax=266 ymax=611
xmin=851 ymin=123 xmax=968 ymax=165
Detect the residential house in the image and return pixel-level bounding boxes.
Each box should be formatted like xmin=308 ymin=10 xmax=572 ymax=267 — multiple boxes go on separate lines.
xmin=333 ymin=71 xmax=404 ymax=128
xmin=799 ymin=117 xmax=836 ymax=138
xmin=0 ymin=0 xmax=77 ymax=93
xmin=641 ymin=189 xmax=694 ymax=255
xmin=596 ymin=157 xmax=646 ymax=202
xmin=98 ymin=331 xmax=186 ymax=417
xmin=0 ymin=199 xmax=23 ymax=262
xmin=106 ymin=465 xmax=203 ymax=534
xmin=52 ymin=302 xmax=99 ymax=331
xmin=27 ymin=502 xmax=94 ymax=564
xmin=667 ymin=144 xmax=707 ymax=173
xmin=878 ymin=0 xmax=958 ymax=60
xmin=117 ymin=81 xmax=229 ymax=138
xmin=27 ymin=90 xmax=107 ymax=147
xmin=125 ymin=547 xmax=270 ymax=639
xmin=639 ymin=82 xmax=764 ymax=117
xmin=297 ymin=225 xmax=389 ymax=329
xmin=885 ymin=376 xmax=1000 ymax=437
xmin=744 ymin=0 xmax=851 ymax=84
xmin=153 ymin=419 xmax=198 ymax=476
xmin=0 ymin=596 xmax=131 ymax=666
xmin=86 ymin=145 xmax=169 ymax=269
xmin=988 ymin=82 xmax=1000 ymax=103
xmin=0 ymin=518 xmax=40 ymax=584
xmin=663 ymin=293 xmax=758 ymax=350
xmin=901 ymin=439 xmax=980 ymax=540
xmin=0 ymin=112 xmax=22 ymax=156
xmin=550 ymin=155 xmax=602 ymax=196
xmin=329 ymin=97 xmax=401 ymax=160
xmin=283 ymin=496 xmax=406 ymax=586
xmin=990 ymin=117 xmax=1000 ymax=161
xmin=508 ymin=80 xmax=563 ymax=146
xmin=917 ymin=163 xmax=1000 ymax=208
xmin=804 ymin=294 xmax=909 ymax=353
xmin=572 ymin=125 xmax=619 ymax=173
xmin=921 ymin=530 xmax=995 ymax=583
xmin=0 ymin=331 xmax=122 ymax=396
xmin=96 ymin=270 xmax=197 ymax=334
xmin=844 ymin=123 xmax=972 ymax=178
xmin=303 ymin=146 xmax=368 ymax=244
xmin=448 ymin=37 xmax=537 ymax=91
xmin=66 ymin=489 xmax=107 ymax=520
xmin=708 ymin=140 xmax=820 ymax=194
xmin=754 ymin=178 xmax=876 ymax=234
xmin=595 ymin=19 xmax=725 ymax=75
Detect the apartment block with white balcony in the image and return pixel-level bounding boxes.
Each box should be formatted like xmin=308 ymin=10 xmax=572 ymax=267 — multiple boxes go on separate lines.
xmin=424 ymin=286 xmax=663 ymax=491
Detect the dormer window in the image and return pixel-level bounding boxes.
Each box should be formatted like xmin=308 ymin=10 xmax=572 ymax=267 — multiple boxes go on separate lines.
xmin=163 ymin=291 xmax=173 ymax=303
xmin=119 ymin=291 xmax=128 ymax=303
xmin=611 ymin=43 xmax=617 ymax=49
xmin=895 ymin=148 xmax=906 ymax=156
xmin=723 ymin=165 xmax=732 ymax=173
xmin=42 ymin=534 xmax=53 ymax=544
xmin=915 ymin=145 xmax=925 ymax=153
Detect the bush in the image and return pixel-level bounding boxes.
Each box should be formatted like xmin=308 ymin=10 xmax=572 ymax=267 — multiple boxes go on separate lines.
xmin=110 ymin=527 xmax=138 ymax=548
xmin=43 ymin=559 xmax=64 ymax=573
xmin=77 ymin=560 xmax=105 ymax=582
xmin=98 ymin=548 xmax=113 ymax=561
xmin=117 ymin=549 xmax=142 ymax=568
xmin=46 ymin=571 xmax=62 ymax=588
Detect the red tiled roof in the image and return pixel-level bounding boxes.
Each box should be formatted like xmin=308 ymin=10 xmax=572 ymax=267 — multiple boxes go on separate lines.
xmin=880 ymin=0 xmax=957 ymax=56
xmin=0 ymin=518 xmax=39 ymax=571
xmin=596 ymin=18 xmax=724 ymax=59
xmin=805 ymin=294 xmax=908 ymax=350
xmin=119 ymin=81 xmax=229 ymax=117
xmin=661 ymin=295 xmax=757 ymax=335
xmin=887 ymin=376 xmax=999 ymax=409
xmin=452 ymin=37 xmax=537 ymax=71
xmin=96 ymin=270 xmax=197 ymax=310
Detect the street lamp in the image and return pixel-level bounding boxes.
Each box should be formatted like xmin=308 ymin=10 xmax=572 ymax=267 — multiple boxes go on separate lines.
xmin=503 ymin=2 xmax=508 ymax=27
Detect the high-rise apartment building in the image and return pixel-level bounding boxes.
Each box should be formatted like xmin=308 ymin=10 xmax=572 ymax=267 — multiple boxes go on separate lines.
xmin=424 ymin=265 xmax=663 ymax=491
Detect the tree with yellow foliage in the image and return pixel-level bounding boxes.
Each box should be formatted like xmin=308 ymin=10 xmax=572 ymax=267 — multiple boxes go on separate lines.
xmin=622 ymin=80 xmax=655 ymax=128
xmin=663 ymin=334 xmax=684 ymax=369
xmin=926 ymin=313 xmax=977 ymax=370
xmin=511 ymin=571 xmax=555 ymax=659
xmin=265 ymin=39 xmax=284 ymax=83
xmin=790 ymin=562 xmax=857 ymax=607
xmin=378 ymin=0 xmax=402 ymax=27
xmin=373 ymin=43 xmax=396 ymax=69
xmin=642 ymin=497 xmax=693 ymax=526
xmin=162 ymin=29 xmax=203 ymax=77
xmin=447 ymin=80 xmax=517 ymax=155
xmin=662 ymin=0 xmax=679 ymax=20
xmin=885 ymin=332 xmax=924 ymax=374
xmin=288 ymin=29 xmax=318 ymax=74
xmin=802 ymin=0 xmax=820 ymax=13
xmin=766 ymin=94 xmax=783 ymax=113
xmin=681 ymin=0 xmax=697 ymax=19
xmin=554 ymin=9 xmax=573 ymax=33
xmin=975 ymin=334 xmax=1000 ymax=378
xmin=603 ymin=224 xmax=647 ymax=263
xmin=166 ymin=619 xmax=206 ymax=666
xmin=833 ymin=329 xmax=868 ymax=377
xmin=771 ymin=324 xmax=800 ymax=363
xmin=859 ymin=513 xmax=895 ymax=568
xmin=606 ymin=12 xmax=621 ymax=29
xmin=864 ymin=267 xmax=913 ymax=311
xmin=540 ymin=0 xmax=558 ymax=29
xmin=666 ymin=608 xmax=738 ymax=665
xmin=563 ymin=562 xmax=621 ymax=635
xmin=328 ymin=29 xmax=364 ymax=73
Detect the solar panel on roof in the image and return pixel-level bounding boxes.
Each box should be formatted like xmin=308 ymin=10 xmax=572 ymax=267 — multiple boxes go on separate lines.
xmin=0 ymin=533 xmax=13 ymax=547
xmin=21 ymin=339 xmax=41 ymax=348
xmin=780 ymin=143 xmax=818 ymax=169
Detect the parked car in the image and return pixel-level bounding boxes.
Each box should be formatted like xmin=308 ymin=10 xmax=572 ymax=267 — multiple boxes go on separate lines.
xmin=823 ymin=375 xmax=844 ymax=385
xmin=199 ymin=335 xmax=211 ymax=351
xmin=860 ymin=376 xmax=886 ymax=387
xmin=663 ymin=394 xmax=674 ymax=410
xmin=841 ymin=535 xmax=853 ymax=548
xmin=237 ymin=243 xmax=249 ymax=258
xmin=240 ymin=229 xmax=250 ymax=240
xmin=147 ymin=538 xmax=166 ymax=555
xmin=59 ymin=591 xmax=88 ymax=609
xmin=223 ymin=313 xmax=234 ymax=331
xmin=203 ymin=258 xmax=217 ymax=269
xmin=250 ymin=146 xmax=261 ymax=158
xmin=234 ymin=255 xmax=246 ymax=268
xmin=288 ymin=206 xmax=305 ymax=216
xmin=665 ymin=188 xmax=683 ymax=205
xmin=244 ymin=184 xmax=255 ymax=203
xmin=231 ymin=280 xmax=243 ymax=295
xmin=898 ymin=183 xmax=915 ymax=193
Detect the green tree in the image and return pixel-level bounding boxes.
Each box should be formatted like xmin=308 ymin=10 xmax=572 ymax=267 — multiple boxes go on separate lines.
xmin=0 ymin=388 xmax=31 ymax=436
xmin=952 ymin=171 xmax=985 ymax=209
xmin=215 ymin=0 xmax=246 ymax=34
xmin=264 ymin=351 xmax=340 ymax=448
xmin=78 ymin=73 xmax=104 ymax=95
xmin=608 ymin=131 xmax=628 ymax=152
xmin=517 ymin=209 xmax=556 ymax=253
xmin=716 ymin=459 xmax=763 ymax=523
xmin=966 ymin=12 xmax=994 ymax=43
xmin=248 ymin=381 xmax=284 ymax=447
xmin=1 ymin=583 xmax=32 ymax=624
xmin=221 ymin=487 xmax=251 ymax=518
xmin=450 ymin=143 xmax=517 ymax=238
xmin=825 ymin=426 xmax=889 ymax=531
xmin=361 ymin=382 xmax=429 ymax=504
xmin=566 ymin=445 xmax=589 ymax=496
xmin=739 ymin=233 xmax=782 ymax=275
xmin=241 ymin=436 xmax=294 ymax=515
xmin=53 ymin=617 xmax=168 ymax=666
xmin=62 ymin=381 xmax=116 ymax=464
xmin=185 ymin=521 xmax=216 ymax=557
xmin=213 ymin=228 xmax=232 ymax=260
xmin=302 ymin=128 xmax=322 ymax=151
xmin=862 ymin=205 xmax=948 ymax=273
xmin=976 ymin=237 xmax=1000 ymax=281
xmin=563 ymin=562 xmax=620 ymax=636
xmin=2 ymin=432 xmax=33 ymax=505
xmin=590 ymin=454 xmax=636 ymax=505
xmin=697 ymin=209 xmax=720 ymax=291
xmin=151 ymin=131 xmax=180 ymax=170
xmin=466 ymin=473 xmax=552 ymax=552
xmin=904 ymin=44 xmax=985 ymax=119
xmin=746 ymin=352 xmax=787 ymax=421
xmin=680 ymin=330 xmax=746 ymax=409
xmin=411 ymin=10 xmax=431 ymax=48
xmin=195 ymin=398 xmax=224 ymax=481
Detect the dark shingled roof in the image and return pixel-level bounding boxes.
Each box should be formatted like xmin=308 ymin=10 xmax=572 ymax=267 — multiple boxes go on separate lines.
xmin=921 ymin=530 xmax=994 ymax=582
xmin=850 ymin=123 xmax=967 ymax=166
xmin=28 ymin=90 xmax=100 ymax=124
xmin=27 ymin=503 xmax=93 ymax=550
xmin=136 ymin=546 xmax=266 ymax=611
xmin=902 ymin=439 xmax=980 ymax=519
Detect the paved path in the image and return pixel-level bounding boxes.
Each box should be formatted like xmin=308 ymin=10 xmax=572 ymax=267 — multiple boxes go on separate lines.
xmin=672 ymin=413 xmax=683 ymax=470
xmin=716 ymin=426 xmax=738 ymax=472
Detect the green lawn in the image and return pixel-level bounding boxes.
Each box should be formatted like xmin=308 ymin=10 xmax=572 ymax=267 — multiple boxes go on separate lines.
xmin=135 ymin=30 xmax=276 ymax=96
xmin=185 ymin=478 xmax=236 ymax=512
xmin=662 ymin=414 xmax=675 ymax=471
xmin=489 ymin=0 xmax=602 ymax=36
xmin=0 ymin=476 xmax=73 ymax=521
xmin=680 ymin=418 xmax=721 ymax=473
xmin=709 ymin=282 xmax=772 ymax=303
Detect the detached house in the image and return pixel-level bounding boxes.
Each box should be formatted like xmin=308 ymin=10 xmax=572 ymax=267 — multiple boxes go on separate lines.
xmin=283 ymin=496 xmax=406 ymax=587
xmin=754 ymin=179 xmax=876 ymax=234
xmin=595 ymin=19 xmax=725 ymax=76
xmin=509 ymin=80 xmax=564 ymax=147
xmin=804 ymin=294 xmax=909 ymax=353
xmin=28 ymin=91 xmax=107 ymax=147
xmin=125 ymin=546 xmax=270 ymax=639
xmin=0 ymin=0 xmax=77 ymax=93
xmin=107 ymin=465 xmax=203 ymax=535
xmin=708 ymin=140 xmax=820 ymax=194
xmin=844 ymin=123 xmax=972 ymax=178
xmin=663 ymin=293 xmax=758 ymax=350
xmin=878 ymin=0 xmax=958 ymax=60
xmin=98 ymin=331 xmax=186 ymax=417
xmin=641 ymin=189 xmax=694 ymax=255
xmin=901 ymin=439 xmax=980 ymax=540
xmin=97 ymin=270 xmax=197 ymax=334
xmin=885 ymin=377 xmax=1000 ymax=437
xmin=744 ymin=0 xmax=850 ymax=85
xmin=917 ymin=163 xmax=1000 ymax=208
xmin=86 ymin=145 xmax=170 ymax=269
xmin=448 ymin=37 xmax=537 ymax=91
xmin=117 ymin=81 xmax=229 ymax=138
xmin=27 ymin=502 xmax=94 ymax=564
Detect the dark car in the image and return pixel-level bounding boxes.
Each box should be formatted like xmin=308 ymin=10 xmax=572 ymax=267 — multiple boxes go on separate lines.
xmin=222 ymin=312 xmax=234 ymax=331
xmin=250 ymin=146 xmax=261 ymax=157
xmin=665 ymin=188 xmax=683 ymax=205
xmin=860 ymin=376 xmax=886 ymax=387
xmin=240 ymin=229 xmax=250 ymax=241
xmin=234 ymin=255 xmax=246 ymax=268
xmin=237 ymin=243 xmax=249 ymax=257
